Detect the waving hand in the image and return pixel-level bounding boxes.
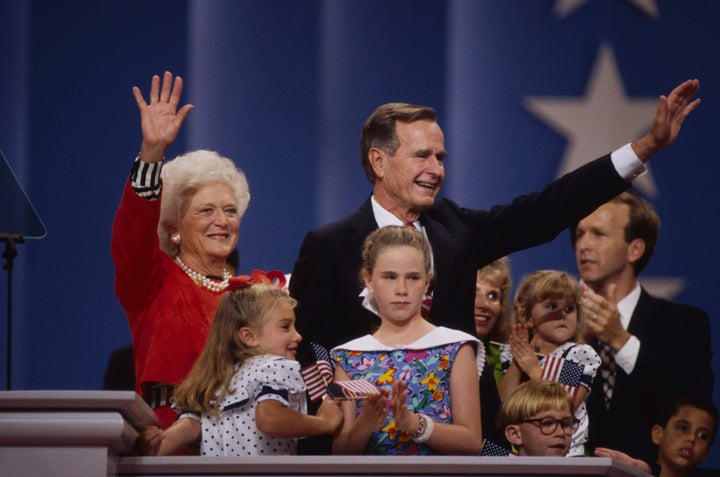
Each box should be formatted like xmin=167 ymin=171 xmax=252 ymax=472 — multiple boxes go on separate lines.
xmin=133 ymin=71 xmax=194 ymax=163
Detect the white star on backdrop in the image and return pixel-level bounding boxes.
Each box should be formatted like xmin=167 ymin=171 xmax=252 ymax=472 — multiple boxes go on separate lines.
xmin=554 ymin=0 xmax=659 ymax=19
xmin=640 ymin=277 xmax=685 ymax=300
xmin=524 ymin=43 xmax=659 ymax=198
xmin=524 ymin=43 xmax=683 ymax=299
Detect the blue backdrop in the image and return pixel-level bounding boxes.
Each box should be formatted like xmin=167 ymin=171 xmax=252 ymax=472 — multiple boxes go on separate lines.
xmin=1 ymin=0 xmax=718 ymax=466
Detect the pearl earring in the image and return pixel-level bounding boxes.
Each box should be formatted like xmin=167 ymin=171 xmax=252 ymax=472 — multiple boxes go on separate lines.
xmin=171 ymin=234 xmax=181 ymax=245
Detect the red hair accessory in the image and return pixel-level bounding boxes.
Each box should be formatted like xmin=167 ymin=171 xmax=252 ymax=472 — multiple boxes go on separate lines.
xmin=226 ymin=269 xmax=287 ymax=291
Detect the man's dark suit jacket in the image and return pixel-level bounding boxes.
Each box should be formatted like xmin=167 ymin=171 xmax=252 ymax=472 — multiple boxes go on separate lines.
xmin=587 ymin=288 xmax=714 ymax=464
xmin=290 ymin=154 xmax=629 ymax=349
xmin=289 ymin=154 xmax=630 ymax=455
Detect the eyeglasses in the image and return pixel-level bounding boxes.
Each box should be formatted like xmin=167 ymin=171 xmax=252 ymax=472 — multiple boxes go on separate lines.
xmin=523 ymin=416 xmax=579 ymax=436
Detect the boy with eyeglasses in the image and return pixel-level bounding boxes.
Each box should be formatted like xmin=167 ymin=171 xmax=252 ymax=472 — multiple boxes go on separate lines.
xmin=497 ymin=380 xmax=577 ymax=456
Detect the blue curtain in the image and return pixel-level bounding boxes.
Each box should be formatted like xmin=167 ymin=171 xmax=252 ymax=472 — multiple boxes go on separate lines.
xmin=1 ymin=0 xmax=718 ymax=466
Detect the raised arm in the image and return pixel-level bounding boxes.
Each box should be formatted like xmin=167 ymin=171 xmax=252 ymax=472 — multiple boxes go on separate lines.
xmin=498 ymin=324 xmax=541 ymax=399
xmin=132 ymin=71 xmax=194 ymax=163
xmin=631 ymin=79 xmax=701 ymax=162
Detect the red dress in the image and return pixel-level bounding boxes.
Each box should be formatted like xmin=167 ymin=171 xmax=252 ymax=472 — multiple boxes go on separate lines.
xmin=111 ymin=181 xmax=223 ymax=426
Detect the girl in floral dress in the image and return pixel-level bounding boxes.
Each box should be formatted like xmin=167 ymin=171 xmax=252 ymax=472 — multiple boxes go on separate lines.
xmin=331 ymin=226 xmax=484 ymax=455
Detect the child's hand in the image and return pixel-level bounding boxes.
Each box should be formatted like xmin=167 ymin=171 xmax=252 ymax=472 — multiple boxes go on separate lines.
xmin=136 ymin=425 xmax=165 ymax=456
xmin=509 ymin=323 xmax=542 ymax=380
xmin=389 ymin=380 xmax=414 ymax=434
xmin=594 ymin=447 xmax=651 ymax=473
xmin=317 ymin=396 xmax=344 ymax=433
xmin=355 ymin=388 xmax=390 ymax=433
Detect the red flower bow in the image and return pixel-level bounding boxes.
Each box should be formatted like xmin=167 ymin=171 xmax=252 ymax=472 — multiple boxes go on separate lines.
xmin=227 ymin=269 xmax=287 ymax=291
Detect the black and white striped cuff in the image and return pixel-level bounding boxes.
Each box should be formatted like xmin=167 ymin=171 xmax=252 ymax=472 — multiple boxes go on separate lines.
xmin=129 ymin=156 xmax=162 ymax=199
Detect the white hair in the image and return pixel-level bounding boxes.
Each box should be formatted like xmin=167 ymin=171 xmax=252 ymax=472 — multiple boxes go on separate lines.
xmin=158 ymin=150 xmax=250 ymax=257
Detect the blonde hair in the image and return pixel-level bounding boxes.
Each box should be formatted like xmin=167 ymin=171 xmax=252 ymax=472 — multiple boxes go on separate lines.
xmin=476 ymin=258 xmax=512 ymax=343
xmin=171 ymin=284 xmax=296 ymax=415
xmin=497 ymin=380 xmax=573 ymax=432
xmin=511 ymin=270 xmax=583 ymax=342
xmin=361 ymin=225 xmax=432 ymax=278
xmin=158 ymin=150 xmax=250 ymax=257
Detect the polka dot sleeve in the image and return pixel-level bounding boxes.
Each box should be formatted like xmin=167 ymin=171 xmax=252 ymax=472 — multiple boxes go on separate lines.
xmin=250 ymin=356 xmax=306 ymax=406
xmin=218 ymin=356 xmax=305 ymax=410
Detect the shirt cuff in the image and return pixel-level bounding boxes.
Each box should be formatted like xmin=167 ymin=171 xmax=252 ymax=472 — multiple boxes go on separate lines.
xmin=614 ymin=334 xmax=640 ymax=374
xmin=610 ymin=143 xmax=646 ymax=182
xmin=130 ymin=155 xmax=163 ymax=199
xmin=178 ymin=412 xmax=201 ymax=422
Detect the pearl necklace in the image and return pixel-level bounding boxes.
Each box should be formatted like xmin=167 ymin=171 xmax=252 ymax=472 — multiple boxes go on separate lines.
xmin=174 ymin=256 xmax=231 ymax=293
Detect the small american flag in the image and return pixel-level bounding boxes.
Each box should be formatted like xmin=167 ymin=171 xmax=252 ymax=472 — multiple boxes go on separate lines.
xmin=480 ymin=439 xmax=513 ymax=457
xmin=326 ymin=380 xmax=380 ymax=400
xmin=541 ymin=355 xmax=584 ymax=398
xmin=300 ymin=342 xmax=335 ymax=402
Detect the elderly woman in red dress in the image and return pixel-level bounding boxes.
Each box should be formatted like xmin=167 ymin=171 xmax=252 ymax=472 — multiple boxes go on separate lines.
xmin=112 ymin=71 xmax=250 ymax=428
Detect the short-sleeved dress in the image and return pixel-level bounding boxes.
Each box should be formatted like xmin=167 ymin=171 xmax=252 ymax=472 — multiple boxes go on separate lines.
xmin=331 ymin=326 xmax=484 ymax=455
xmin=178 ymin=355 xmax=307 ymax=456
xmin=500 ymin=341 xmax=600 ymax=456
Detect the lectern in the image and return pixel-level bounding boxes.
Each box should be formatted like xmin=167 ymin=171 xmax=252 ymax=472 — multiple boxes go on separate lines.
xmin=0 ymin=390 xmax=159 ymax=476
xmin=0 ymin=390 xmax=651 ymax=477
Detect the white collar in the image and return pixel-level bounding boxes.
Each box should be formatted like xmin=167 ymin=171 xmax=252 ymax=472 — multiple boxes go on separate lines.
xmin=334 ymin=326 xmax=479 ymax=351
xmin=616 ymin=282 xmax=641 ymax=330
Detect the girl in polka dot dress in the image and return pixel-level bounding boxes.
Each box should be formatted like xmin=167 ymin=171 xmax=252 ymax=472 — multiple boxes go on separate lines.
xmin=137 ymin=276 xmax=343 ymax=456
xmin=497 ymin=270 xmax=600 ymax=456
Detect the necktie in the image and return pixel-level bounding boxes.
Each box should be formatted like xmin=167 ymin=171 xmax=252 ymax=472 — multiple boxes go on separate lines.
xmin=598 ymin=343 xmax=616 ymax=410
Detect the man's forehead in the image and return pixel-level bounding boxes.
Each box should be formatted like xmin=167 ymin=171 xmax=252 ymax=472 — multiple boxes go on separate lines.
xmin=581 ymin=202 xmax=630 ymax=227
xmin=395 ymin=120 xmax=445 ymax=148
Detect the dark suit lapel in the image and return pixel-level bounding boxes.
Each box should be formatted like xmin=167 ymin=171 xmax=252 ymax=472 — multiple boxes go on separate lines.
xmin=347 ymin=198 xmax=379 ymax=263
xmin=626 ymin=288 xmax=652 ymax=337
xmin=420 ymin=213 xmax=454 ymax=315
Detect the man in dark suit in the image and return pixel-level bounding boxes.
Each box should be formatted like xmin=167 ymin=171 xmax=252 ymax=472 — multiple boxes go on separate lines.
xmin=573 ymin=190 xmax=713 ymax=464
xmin=289 ymin=80 xmax=700 ymax=453
xmin=291 ymin=80 xmax=700 ymax=351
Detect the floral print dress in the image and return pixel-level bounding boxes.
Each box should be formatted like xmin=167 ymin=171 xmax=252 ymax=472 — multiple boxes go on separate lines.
xmin=331 ymin=327 xmax=484 ymax=455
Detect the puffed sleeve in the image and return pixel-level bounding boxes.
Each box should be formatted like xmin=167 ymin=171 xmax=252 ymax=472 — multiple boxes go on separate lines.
xmin=177 ymin=411 xmax=201 ymax=422
xmin=253 ymin=357 xmax=306 ymax=406
xmin=499 ymin=343 xmax=513 ymax=374
xmin=219 ymin=356 xmax=307 ymax=411
xmin=567 ymin=344 xmax=601 ymax=389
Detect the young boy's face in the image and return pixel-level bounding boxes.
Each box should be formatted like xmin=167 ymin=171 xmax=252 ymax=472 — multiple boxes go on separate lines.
xmin=506 ymin=407 xmax=573 ymax=457
xmin=652 ymin=404 xmax=715 ymax=474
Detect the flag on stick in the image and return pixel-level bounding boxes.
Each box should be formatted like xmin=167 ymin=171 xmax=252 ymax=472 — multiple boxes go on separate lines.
xmin=326 ymin=380 xmax=380 ymax=400
xmin=300 ymin=342 xmax=335 ymax=402
xmin=541 ymin=355 xmax=584 ymax=398
xmin=480 ymin=439 xmax=513 ymax=457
